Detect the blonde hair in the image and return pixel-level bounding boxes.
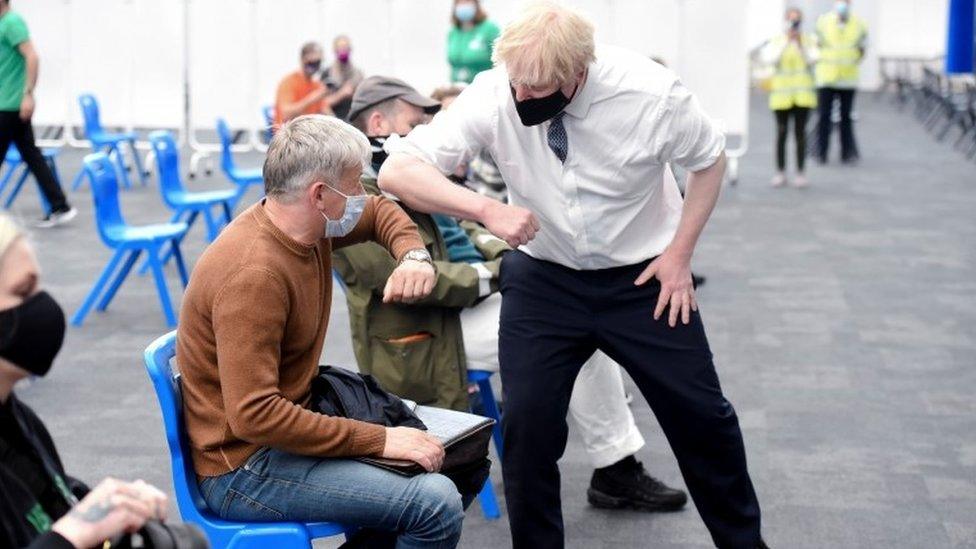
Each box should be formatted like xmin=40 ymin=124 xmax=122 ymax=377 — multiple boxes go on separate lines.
xmin=492 ymin=1 xmax=595 ymax=88
xmin=0 ymin=215 xmax=20 ymax=261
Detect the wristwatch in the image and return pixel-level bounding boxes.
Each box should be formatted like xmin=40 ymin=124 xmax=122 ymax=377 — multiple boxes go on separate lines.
xmin=400 ymin=248 xmax=434 ymax=267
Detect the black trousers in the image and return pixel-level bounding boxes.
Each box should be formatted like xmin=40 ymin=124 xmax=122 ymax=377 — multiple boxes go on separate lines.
xmin=815 ymin=87 xmax=859 ymax=162
xmin=498 ymin=251 xmax=762 ymax=549
xmin=0 ymin=111 xmax=68 ymax=212
xmin=774 ymin=107 xmax=810 ymax=172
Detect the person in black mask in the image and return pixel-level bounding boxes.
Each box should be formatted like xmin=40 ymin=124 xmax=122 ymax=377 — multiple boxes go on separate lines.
xmin=0 ymin=215 xmax=173 ymax=549
xmin=340 ymin=75 xmax=688 ymax=518
xmin=378 ymin=2 xmax=767 ymax=547
xmin=272 ymin=41 xmax=349 ymax=126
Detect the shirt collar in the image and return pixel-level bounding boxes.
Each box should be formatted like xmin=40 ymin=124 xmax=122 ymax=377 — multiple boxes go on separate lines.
xmin=563 ymin=64 xmax=596 ymax=120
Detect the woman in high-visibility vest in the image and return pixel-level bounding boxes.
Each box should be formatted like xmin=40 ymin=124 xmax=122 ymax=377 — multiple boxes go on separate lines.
xmin=764 ymin=7 xmax=818 ymax=188
xmin=814 ymin=0 xmax=868 ymax=164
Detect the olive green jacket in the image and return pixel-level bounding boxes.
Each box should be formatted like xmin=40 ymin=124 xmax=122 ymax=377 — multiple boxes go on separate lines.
xmin=332 ymin=177 xmax=509 ymax=411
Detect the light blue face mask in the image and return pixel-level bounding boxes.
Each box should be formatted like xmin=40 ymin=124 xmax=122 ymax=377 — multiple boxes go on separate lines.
xmin=455 ymin=3 xmax=477 ymax=23
xmin=835 ymin=1 xmax=849 ymax=17
xmin=322 ymin=184 xmax=367 ymax=238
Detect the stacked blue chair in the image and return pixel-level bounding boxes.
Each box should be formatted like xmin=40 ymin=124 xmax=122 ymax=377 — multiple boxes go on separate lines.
xmin=144 ymin=331 xmax=354 ymax=547
xmin=0 ymin=145 xmax=58 ymax=212
xmin=74 ymin=94 xmax=147 ymax=190
xmin=331 ymin=270 xmax=503 ymax=521
xmin=72 ymin=153 xmax=189 ymax=328
xmin=216 ymin=118 xmax=264 ymax=211
xmin=146 ymin=131 xmax=235 ymax=270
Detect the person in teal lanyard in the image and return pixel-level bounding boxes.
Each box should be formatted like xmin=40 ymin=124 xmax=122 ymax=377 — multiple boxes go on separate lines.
xmin=447 ymin=0 xmax=500 ymax=84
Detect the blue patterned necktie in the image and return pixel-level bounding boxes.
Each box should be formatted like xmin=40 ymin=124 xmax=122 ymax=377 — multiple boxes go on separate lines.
xmin=547 ymin=112 xmax=568 ymax=164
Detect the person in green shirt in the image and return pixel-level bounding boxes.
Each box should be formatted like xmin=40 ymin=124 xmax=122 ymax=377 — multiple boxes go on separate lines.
xmin=0 ymin=0 xmax=75 ymax=227
xmin=447 ymin=0 xmax=500 ymax=84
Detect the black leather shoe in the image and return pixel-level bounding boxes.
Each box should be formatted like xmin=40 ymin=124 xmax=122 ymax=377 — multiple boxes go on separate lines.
xmin=587 ymin=457 xmax=688 ymax=512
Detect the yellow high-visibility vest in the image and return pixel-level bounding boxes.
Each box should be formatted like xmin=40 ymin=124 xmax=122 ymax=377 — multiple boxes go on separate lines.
xmin=768 ymin=34 xmax=817 ymax=110
xmin=815 ymin=12 xmax=867 ymax=87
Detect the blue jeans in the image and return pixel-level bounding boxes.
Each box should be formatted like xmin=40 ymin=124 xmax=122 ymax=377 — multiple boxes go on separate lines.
xmin=199 ymin=447 xmax=465 ymax=549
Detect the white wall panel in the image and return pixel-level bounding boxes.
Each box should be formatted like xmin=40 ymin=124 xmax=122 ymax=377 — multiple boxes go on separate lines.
xmin=15 ymin=0 xmax=953 ymax=133
xmin=675 ymin=0 xmax=750 ymax=136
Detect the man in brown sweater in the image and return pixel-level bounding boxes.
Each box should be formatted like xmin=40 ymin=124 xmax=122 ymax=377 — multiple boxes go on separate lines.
xmin=177 ymin=114 xmax=464 ymax=547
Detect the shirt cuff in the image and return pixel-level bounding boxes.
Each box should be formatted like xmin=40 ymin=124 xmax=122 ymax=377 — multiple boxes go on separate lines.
xmin=471 ymin=262 xmax=493 ymax=298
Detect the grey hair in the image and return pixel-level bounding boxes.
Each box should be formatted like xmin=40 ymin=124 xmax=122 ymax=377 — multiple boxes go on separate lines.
xmin=263 ymin=114 xmax=371 ymax=202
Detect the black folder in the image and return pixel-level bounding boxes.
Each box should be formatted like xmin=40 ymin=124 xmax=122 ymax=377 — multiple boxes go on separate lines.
xmin=358 ymin=400 xmax=495 ymax=476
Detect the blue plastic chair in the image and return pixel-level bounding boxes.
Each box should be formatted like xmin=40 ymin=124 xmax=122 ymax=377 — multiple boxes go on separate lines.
xmin=143 ymin=131 xmax=235 ymax=273
xmin=216 ymin=118 xmax=263 ymax=211
xmin=74 ymin=94 xmax=147 ymax=190
xmin=467 ymin=369 xmax=504 ymax=520
xmin=0 ymin=145 xmax=57 ymax=212
xmin=144 ymin=331 xmax=352 ymax=548
xmin=71 ymin=153 xmax=189 ymax=328
xmin=331 ymin=269 xmax=502 ymax=521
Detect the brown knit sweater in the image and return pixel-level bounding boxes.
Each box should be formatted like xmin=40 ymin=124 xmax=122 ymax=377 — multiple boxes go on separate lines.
xmin=176 ymin=198 xmax=424 ymax=477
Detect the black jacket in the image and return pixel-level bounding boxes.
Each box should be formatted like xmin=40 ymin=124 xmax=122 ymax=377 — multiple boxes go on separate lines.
xmin=0 ymin=394 xmax=88 ymax=549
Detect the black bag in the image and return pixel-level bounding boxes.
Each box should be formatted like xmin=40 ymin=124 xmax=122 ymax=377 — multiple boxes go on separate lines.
xmin=310 ymin=366 xmax=492 ymax=483
xmin=311 ymin=366 xmax=425 ymax=430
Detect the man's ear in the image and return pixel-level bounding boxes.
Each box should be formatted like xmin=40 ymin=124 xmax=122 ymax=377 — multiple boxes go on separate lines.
xmin=308 ymin=180 xmax=327 ymax=209
xmin=367 ymin=111 xmax=386 ymax=136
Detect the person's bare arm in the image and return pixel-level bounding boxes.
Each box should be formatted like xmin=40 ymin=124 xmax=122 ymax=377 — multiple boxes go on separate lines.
xmin=635 ymin=152 xmax=726 ymax=327
xmin=17 ymin=40 xmax=38 ymax=121
xmin=279 ymin=87 xmax=329 ymax=121
xmin=379 ymin=152 xmax=539 ymax=247
xmin=325 ymin=81 xmax=355 ymax=108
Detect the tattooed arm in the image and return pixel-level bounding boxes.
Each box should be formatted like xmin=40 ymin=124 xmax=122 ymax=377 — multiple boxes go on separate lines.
xmin=47 ymin=478 xmax=167 ymax=548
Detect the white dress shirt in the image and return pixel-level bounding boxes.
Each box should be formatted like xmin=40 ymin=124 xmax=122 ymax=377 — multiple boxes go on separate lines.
xmin=389 ymin=45 xmax=725 ymax=270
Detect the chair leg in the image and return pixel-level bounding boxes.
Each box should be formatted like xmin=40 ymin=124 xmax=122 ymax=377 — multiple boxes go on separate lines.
xmin=0 ymin=161 xmax=18 ymax=197
xmin=140 ymin=210 xmax=193 ymax=275
xmin=111 ymin=144 xmax=133 ymax=190
xmin=96 ymin=249 xmax=142 ymax=311
xmin=71 ymin=249 xmax=127 ymax=326
xmin=3 ymin=168 xmax=29 ymax=209
xmin=70 ymin=168 xmax=87 ymax=191
xmin=476 ymin=475 xmax=502 ymax=521
xmin=170 ymin=238 xmax=189 ymax=289
xmin=143 ymin=149 xmax=155 ymax=179
xmin=202 ymin=207 xmax=218 ymax=242
xmin=476 ymin=378 xmax=504 ymax=461
xmin=228 ymin=184 xmax=246 ymax=212
xmin=221 ymin=199 xmax=233 ymax=225
xmin=129 ymin=139 xmax=148 ymax=185
xmin=147 ymin=246 xmax=178 ymax=328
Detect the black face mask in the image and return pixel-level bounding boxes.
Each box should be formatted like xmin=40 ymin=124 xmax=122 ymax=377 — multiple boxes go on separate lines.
xmin=0 ymin=291 xmax=66 ymax=378
xmin=304 ymin=61 xmax=322 ymax=75
xmin=510 ymin=84 xmax=575 ymax=126
xmin=368 ymin=136 xmax=390 ymax=173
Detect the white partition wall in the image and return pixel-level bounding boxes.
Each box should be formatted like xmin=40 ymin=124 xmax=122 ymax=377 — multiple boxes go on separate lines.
xmin=13 ymin=0 xmax=952 ymax=143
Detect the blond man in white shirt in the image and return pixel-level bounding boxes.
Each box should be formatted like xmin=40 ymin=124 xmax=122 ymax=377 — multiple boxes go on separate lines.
xmin=380 ymin=3 xmax=765 ymax=548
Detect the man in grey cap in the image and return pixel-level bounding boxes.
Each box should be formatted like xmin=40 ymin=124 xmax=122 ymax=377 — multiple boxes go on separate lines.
xmin=348 ymin=76 xmax=441 ymax=177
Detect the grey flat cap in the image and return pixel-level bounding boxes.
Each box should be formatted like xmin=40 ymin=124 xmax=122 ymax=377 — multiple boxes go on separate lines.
xmin=347 ymin=76 xmax=441 ymax=122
